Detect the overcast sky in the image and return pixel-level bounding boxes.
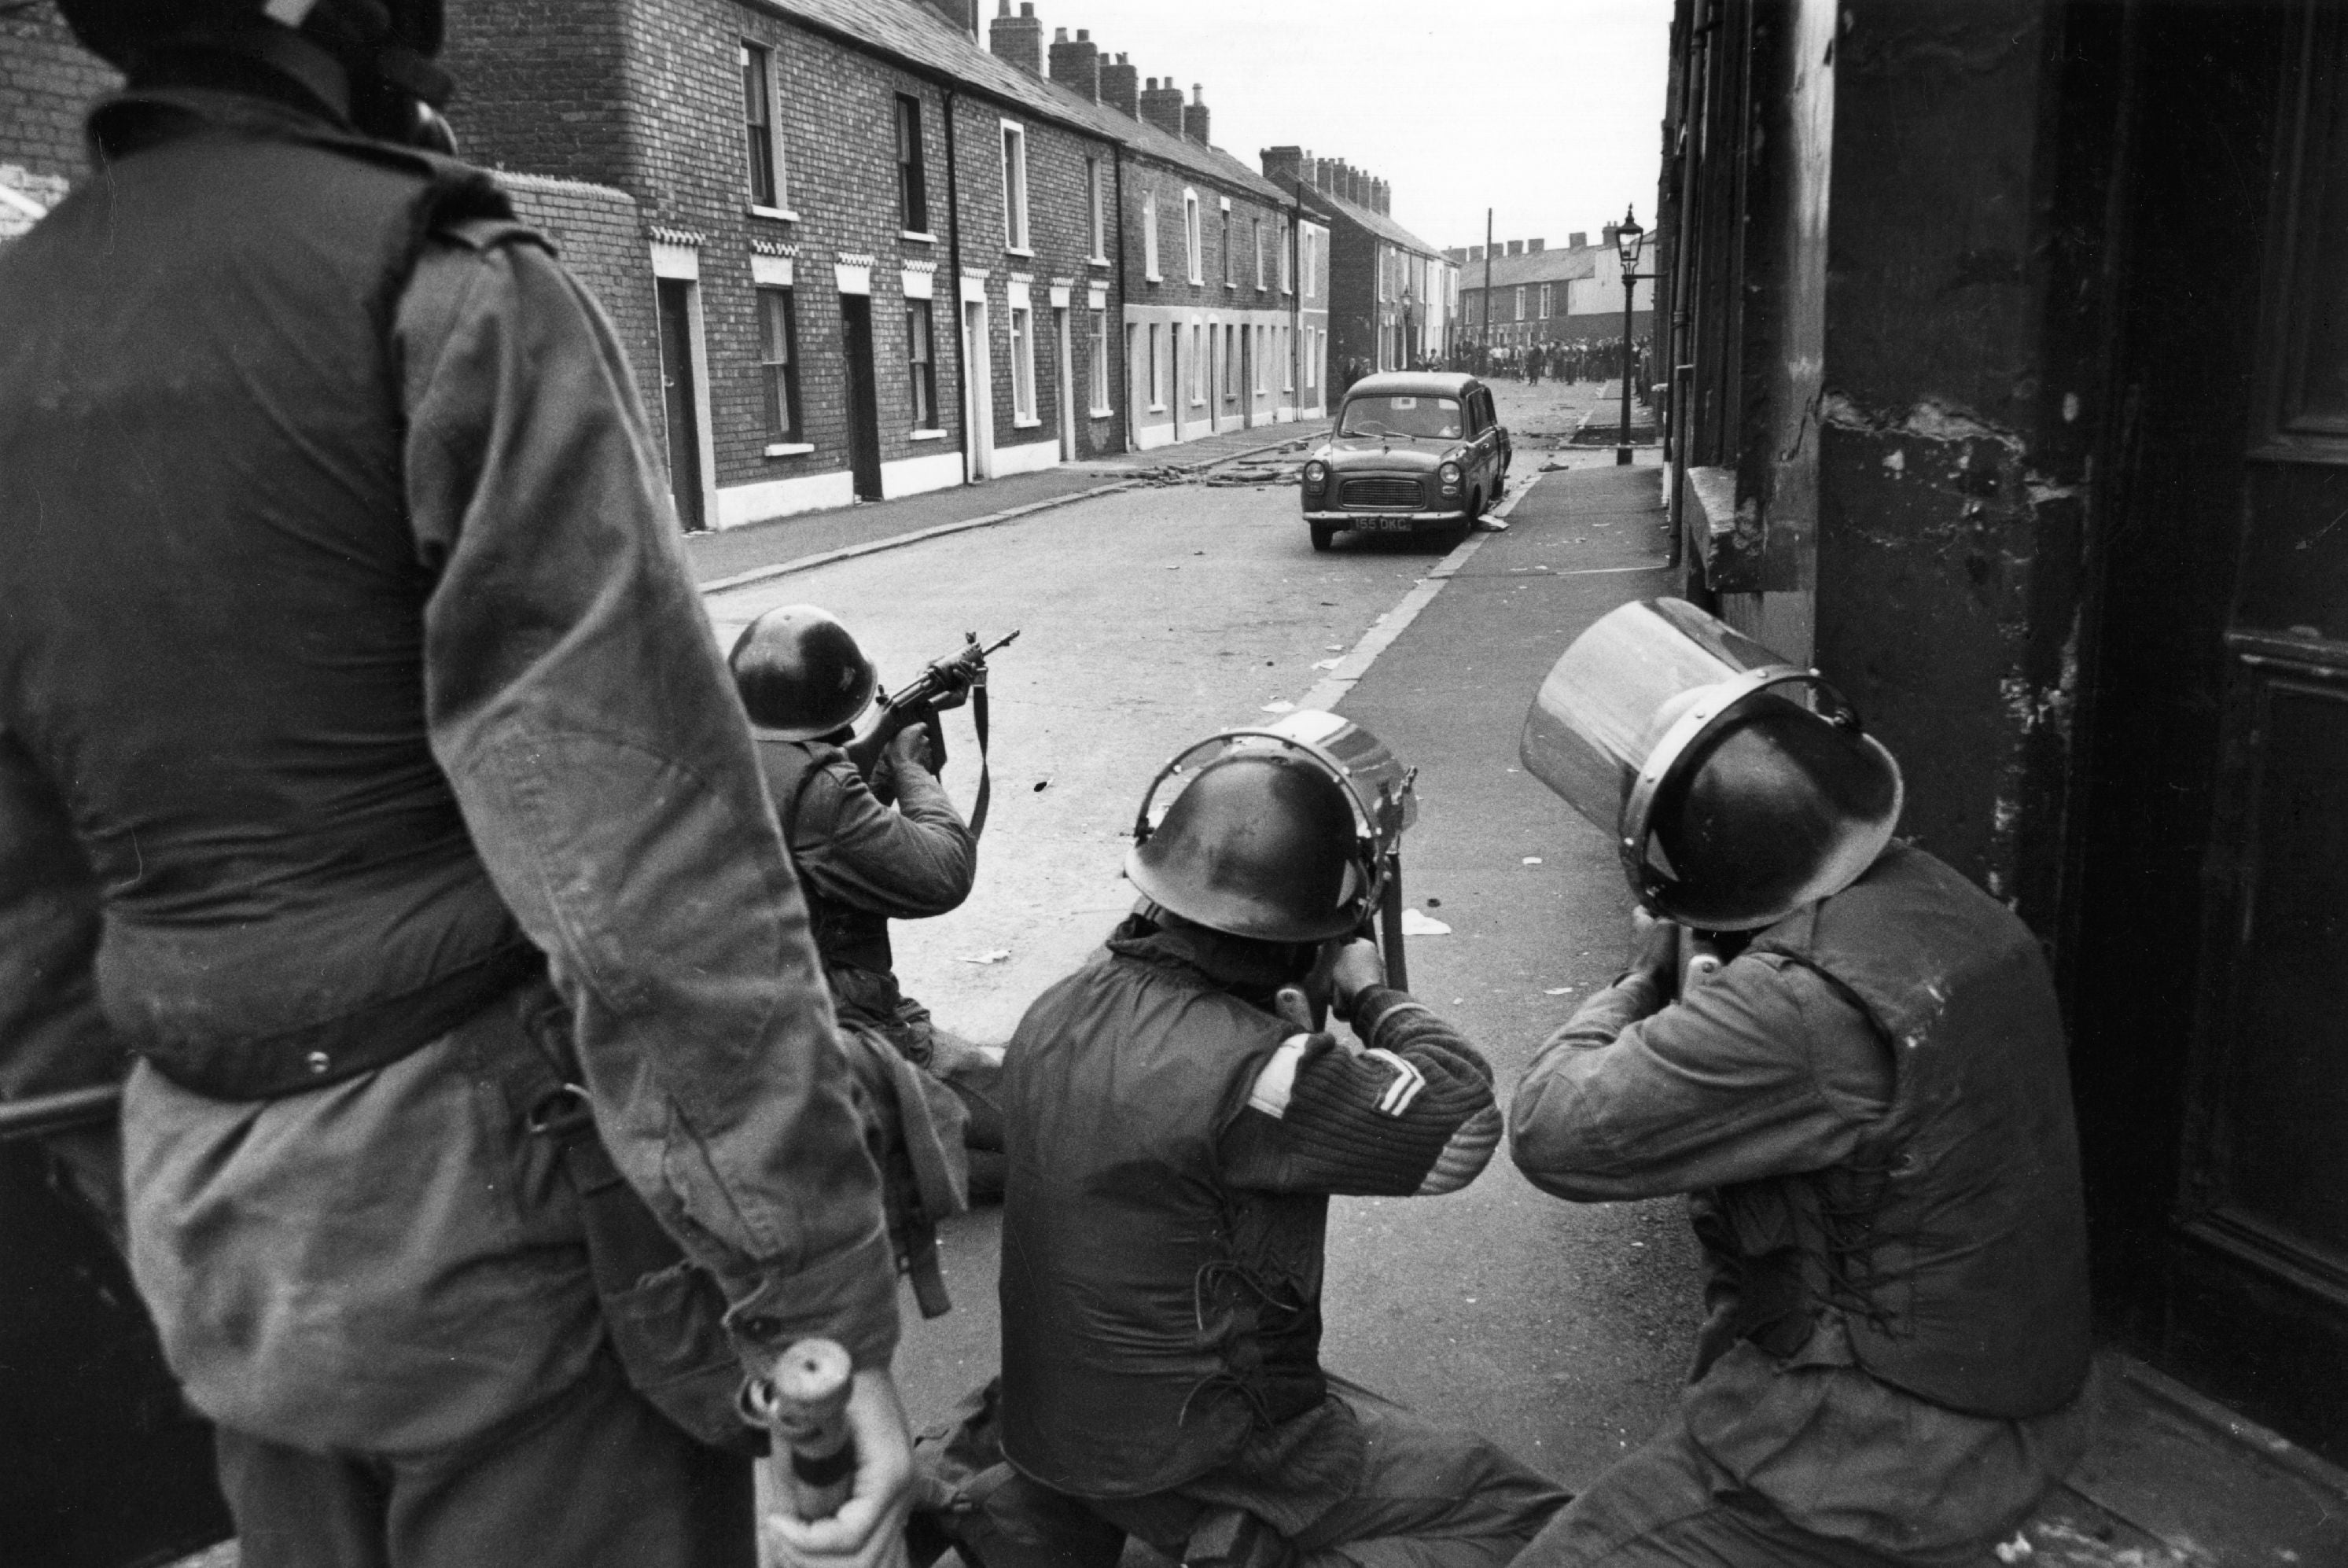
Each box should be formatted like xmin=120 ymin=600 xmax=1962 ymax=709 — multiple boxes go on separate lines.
xmin=1048 ymin=0 xmax=1673 ymax=254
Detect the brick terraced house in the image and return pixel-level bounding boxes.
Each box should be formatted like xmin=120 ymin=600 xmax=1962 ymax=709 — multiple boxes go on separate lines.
xmin=1452 ymin=229 xmax=1658 ymax=355
xmin=1269 ymin=149 xmax=1453 ymax=384
xmin=445 ymin=0 xmax=1126 ymax=528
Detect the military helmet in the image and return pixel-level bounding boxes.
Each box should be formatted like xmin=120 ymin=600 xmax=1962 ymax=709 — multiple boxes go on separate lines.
xmin=1126 ymin=735 xmax=1381 ymax=944
xmin=1520 ymin=598 xmax=1902 ymax=930
xmin=60 ymin=0 xmax=442 ymax=68
xmin=728 ymin=605 xmax=879 ymax=742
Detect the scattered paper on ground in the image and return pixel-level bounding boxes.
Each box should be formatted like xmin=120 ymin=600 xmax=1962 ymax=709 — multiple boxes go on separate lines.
xmin=1544 ymin=987 xmax=1575 ymax=996
xmin=957 ymin=950 xmax=1011 ymax=965
xmin=1522 ymin=856 xmax=1543 ymax=864
xmin=1262 ymin=700 xmax=1297 ymax=713
xmin=1400 ymin=909 xmax=1452 ymax=935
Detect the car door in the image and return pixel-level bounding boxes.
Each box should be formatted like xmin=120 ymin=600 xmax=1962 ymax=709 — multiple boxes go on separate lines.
xmin=1481 ymin=387 xmax=1511 ymax=480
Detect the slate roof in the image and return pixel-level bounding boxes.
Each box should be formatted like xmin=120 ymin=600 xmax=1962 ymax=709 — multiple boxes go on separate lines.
xmin=1455 ymin=245 xmax=1600 ymax=292
xmin=1301 ymin=184 xmax=1443 ymax=259
xmin=753 ymin=0 xmax=1289 ymax=206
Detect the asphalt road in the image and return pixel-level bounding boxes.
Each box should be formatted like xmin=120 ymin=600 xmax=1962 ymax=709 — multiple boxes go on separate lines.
xmin=703 ymin=377 xmax=1701 ymax=1489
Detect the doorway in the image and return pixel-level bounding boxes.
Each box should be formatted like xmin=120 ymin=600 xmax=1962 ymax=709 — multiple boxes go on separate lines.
xmin=654 ymin=278 xmax=704 ymax=530
xmin=962 ymin=299 xmax=994 ymax=480
xmin=1056 ymin=307 xmax=1076 ymax=461
xmin=840 ymin=294 xmax=883 ymax=502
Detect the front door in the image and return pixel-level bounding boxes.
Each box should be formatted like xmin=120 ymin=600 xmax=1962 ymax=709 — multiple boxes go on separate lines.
xmin=1056 ymin=307 xmax=1076 ymax=460
xmin=841 ymin=294 xmax=883 ymax=502
xmin=654 ymin=278 xmax=703 ymax=530
xmin=962 ymin=300 xmax=994 ymax=480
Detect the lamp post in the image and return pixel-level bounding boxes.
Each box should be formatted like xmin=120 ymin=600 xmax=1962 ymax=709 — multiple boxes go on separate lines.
xmin=1614 ymin=206 xmax=1647 ymax=466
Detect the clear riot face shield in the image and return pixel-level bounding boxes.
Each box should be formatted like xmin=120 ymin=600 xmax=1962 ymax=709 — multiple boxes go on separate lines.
xmin=1128 ymin=711 xmax=1419 ymax=983
xmin=1518 ymin=598 xmax=1904 ymax=931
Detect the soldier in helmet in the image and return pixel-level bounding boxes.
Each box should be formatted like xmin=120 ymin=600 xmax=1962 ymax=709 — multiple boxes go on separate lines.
xmin=0 ymin=5 xmax=909 ymax=1565
xmin=728 ymin=605 xmax=1003 ymax=1193
xmin=926 ymin=730 xmax=1566 ymax=1568
xmin=1508 ymin=601 xmax=2095 ymax=1566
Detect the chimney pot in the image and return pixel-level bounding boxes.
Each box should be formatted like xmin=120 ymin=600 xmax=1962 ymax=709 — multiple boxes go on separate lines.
xmin=1076 ymin=27 xmax=1088 ymax=39
xmin=1054 ymin=26 xmax=1065 ymax=40
xmin=1020 ymin=2 xmax=1033 ymax=15
xmin=997 ymin=0 xmax=1008 ymax=12
xmin=1192 ymin=83 xmax=1203 ymax=103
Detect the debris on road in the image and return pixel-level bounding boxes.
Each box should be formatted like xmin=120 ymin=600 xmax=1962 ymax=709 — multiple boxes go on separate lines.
xmin=956 ymin=950 xmax=1011 ymax=966
xmin=1262 ymin=700 xmax=1297 ymax=713
xmin=1522 ymin=857 xmax=1544 ymax=865
xmin=1400 ymin=909 xmax=1452 ymax=935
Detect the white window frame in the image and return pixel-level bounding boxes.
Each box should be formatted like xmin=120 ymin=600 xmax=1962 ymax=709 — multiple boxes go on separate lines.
xmin=1253 ymin=324 xmax=1266 ymax=394
xmin=1514 ymin=285 xmax=1526 ymax=322
xmin=1090 ymin=307 xmax=1111 ymax=414
xmin=1280 ymin=224 xmax=1292 ymax=295
xmin=1253 ymin=218 xmax=1264 ymax=291
xmin=1000 ymin=120 xmax=1031 ymax=254
xmin=1190 ymin=322 xmax=1205 ymax=406
xmin=1143 ymin=191 xmax=1161 ymax=282
xmin=1184 ymin=190 xmax=1203 ymax=285
xmin=1010 ymin=302 xmax=1037 ymax=424
xmin=1282 ymin=325 xmax=1294 ymax=392
xmin=1305 ymin=326 xmax=1318 ymax=390
xmin=742 ymin=40 xmax=789 ymax=216
xmin=1148 ymin=322 xmax=1165 ymax=411
xmin=1220 ymin=197 xmax=1233 ymax=287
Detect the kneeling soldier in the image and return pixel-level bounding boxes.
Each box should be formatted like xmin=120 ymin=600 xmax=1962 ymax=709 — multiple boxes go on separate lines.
xmin=946 ymin=729 xmax=1566 ymax=1568
xmin=731 ymin=606 xmax=1004 ymax=1188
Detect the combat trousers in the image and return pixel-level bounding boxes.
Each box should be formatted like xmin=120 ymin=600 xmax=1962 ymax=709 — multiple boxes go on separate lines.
xmin=214 ymin=1350 xmax=756 ymax=1568
xmin=1515 ymin=1417 xmax=1977 ymax=1568
xmin=942 ymin=1381 xmax=1568 ymax=1568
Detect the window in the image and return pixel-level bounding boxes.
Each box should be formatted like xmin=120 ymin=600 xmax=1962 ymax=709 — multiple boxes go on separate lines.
xmin=1085 ymin=156 xmax=1105 ymax=260
xmin=1090 ymin=307 xmax=1110 ymax=414
xmin=1190 ymin=323 xmax=1204 ymax=404
xmin=1253 ymin=219 xmax=1264 ymax=290
xmin=1010 ymin=304 xmax=1036 ymax=421
xmin=1143 ymin=192 xmax=1161 ymax=281
xmin=896 ymin=95 xmax=927 ymax=232
xmin=756 ymin=285 xmax=800 ymax=441
xmin=1282 ymin=325 xmax=1294 ymax=392
xmin=1000 ymin=122 xmax=1029 ymax=251
xmin=1224 ymin=323 xmax=1236 ymax=399
xmin=1514 ymin=285 xmax=1526 ymax=322
xmin=1537 ymin=283 xmax=1551 ymax=318
xmin=742 ymin=42 xmax=778 ymax=208
xmin=1253 ymin=325 xmax=1265 ymax=394
xmin=906 ymin=300 xmax=937 ymax=427
xmin=1148 ymin=322 xmax=1164 ymax=410
xmin=1220 ymin=206 xmax=1232 ymax=286
xmin=1279 ymin=224 xmax=1291 ymax=294
xmin=1184 ymin=191 xmax=1202 ymax=284
xmin=1301 ymin=230 xmax=1316 ymax=300
xmin=1305 ymin=326 xmax=1317 ymax=390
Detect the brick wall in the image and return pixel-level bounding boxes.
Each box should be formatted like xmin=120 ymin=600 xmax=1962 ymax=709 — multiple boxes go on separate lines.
xmin=1324 ymin=215 xmax=1382 ymax=384
xmin=0 ymin=9 xmax=120 ymax=245
xmin=442 ymin=4 xmax=634 ymax=188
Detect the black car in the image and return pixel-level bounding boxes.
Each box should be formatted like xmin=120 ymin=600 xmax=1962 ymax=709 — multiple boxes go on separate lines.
xmin=1300 ymin=372 xmax=1511 ymax=550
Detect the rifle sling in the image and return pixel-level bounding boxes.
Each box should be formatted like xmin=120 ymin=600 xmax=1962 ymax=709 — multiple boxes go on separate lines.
xmin=968 ymin=682 xmax=992 ymax=840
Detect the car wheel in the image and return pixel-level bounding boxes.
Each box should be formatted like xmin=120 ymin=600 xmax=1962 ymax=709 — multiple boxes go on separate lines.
xmin=1467 ymin=488 xmax=1484 ymax=523
xmin=1309 ymin=522 xmax=1337 ymax=552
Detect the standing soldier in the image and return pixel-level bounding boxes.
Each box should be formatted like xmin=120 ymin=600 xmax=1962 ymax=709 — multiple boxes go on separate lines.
xmin=729 ymin=605 xmax=1005 ymax=1194
xmin=0 ymin=5 xmax=911 ymax=1565
xmin=1509 ymin=601 xmax=2095 ymax=1566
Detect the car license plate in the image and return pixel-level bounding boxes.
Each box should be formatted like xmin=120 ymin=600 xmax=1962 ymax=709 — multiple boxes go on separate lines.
xmin=1350 ymin=516 xmax=1421 ymax=532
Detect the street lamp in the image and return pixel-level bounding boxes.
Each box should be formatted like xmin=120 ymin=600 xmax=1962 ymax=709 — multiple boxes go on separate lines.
xmin=1614 ymin=206 xmax=1647 ymax=466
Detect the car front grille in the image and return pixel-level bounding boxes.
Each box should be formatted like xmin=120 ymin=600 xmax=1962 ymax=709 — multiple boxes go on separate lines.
xmin=1338 ymin=477 xmax=1425 ymax=510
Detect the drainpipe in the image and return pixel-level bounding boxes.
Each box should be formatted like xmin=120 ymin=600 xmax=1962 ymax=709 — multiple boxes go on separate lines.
xmin=1113 ymin=145 xmax=1130 ymax=451
xmin=945 ymin=86 xmax=971 ymax=483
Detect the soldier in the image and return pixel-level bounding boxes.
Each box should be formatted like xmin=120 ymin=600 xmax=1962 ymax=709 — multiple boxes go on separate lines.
xmin=928 ymin=731 xmax=1567 ymax=1568
xmin=0 ymin=5 xmax=910 ymax=1565
xmin=1511 ymin=600 xmax=2095 ymax=1566
xmin=730 ymin=605 xmax=1004 ymax=1194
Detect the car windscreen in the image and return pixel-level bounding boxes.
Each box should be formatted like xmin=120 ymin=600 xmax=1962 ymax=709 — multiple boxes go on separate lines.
xmin=1338 ymin=395 xmax=1463 ymax=440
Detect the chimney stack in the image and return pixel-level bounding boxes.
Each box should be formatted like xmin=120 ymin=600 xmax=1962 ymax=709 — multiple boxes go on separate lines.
xmin=918 ymin=0 xmax=977 ymax=36
xmin=988 ymin=0 xmax=1043 ymax=75
xmin=1469 ymin=245 xmax=1484 ymax=261
xmin=1527 ymin=237 xmax=1544 ymax=252
xmin=1602 ymin=222 xmax=1619 ymax=251
xmin=1569 ymin=230 xmax=1587 ymax=249
xmin=1047 ymin=25 xmax=1099 ymax=100
xmin=1507 ymin=239 xmax=1523 ymax=256
xmin=1371 ymin=178 xmax=1388 ymax=214
xmin=1139 ymin=75 xmax=1186 ymax=138
xmin=1101 ymin=51 xmax=1139 ymax=116
xmin=1349 ymin=167 xmax=1366 ymax=205
xmin=1184 ymin=83 xmax=1209 ymax=145
xmin=1261 ymin=145 xmax=1305 ymax=187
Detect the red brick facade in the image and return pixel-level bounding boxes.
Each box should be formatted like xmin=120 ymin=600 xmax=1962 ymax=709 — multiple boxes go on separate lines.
xmin=0 ymin=7 xmax=118 ymax=242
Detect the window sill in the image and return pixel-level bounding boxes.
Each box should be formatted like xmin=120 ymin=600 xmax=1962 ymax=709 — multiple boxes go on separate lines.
xmin=748 ymin=204 xmax=800 ymax=223
xmin=1148 ymin=403 xmax=1166 ymax=414
xmin=909 ymin=429 xmax=949 ymax=441
xmin=764 ymin=441 xmax=815 ymax=457
xmin=1011 ymin=416 xmax=1043 ymax=429
xmin=901 ymin=230 xmax=937 ymax=245
xmin=1005 ymin=245 xmax=1035 ymax=259
xmin=1090 ymin=408 xmax=1113 ymax=419
xmin=1089 ymin=256 xmax=1111 ymax=269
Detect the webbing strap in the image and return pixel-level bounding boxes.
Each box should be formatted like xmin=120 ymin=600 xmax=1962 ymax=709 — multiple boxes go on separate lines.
xmin=968 ymin=683 xmax=992 ymax=839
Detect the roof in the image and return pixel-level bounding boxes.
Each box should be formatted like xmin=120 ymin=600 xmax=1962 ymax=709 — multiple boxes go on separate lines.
xmin=1341 ymin=370 xmax=1480 ymax=399
xmin=755 ymin=0 xmax=1287 ymax=207
xmin=1453 ymin=237 xmax=1669 ymax=294
xmin=1301 ymin=184 xmax=1443 ymax=260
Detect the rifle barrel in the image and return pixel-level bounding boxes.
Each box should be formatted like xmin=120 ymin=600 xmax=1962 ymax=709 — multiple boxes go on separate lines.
xmin=0 ymin=1084 xmax=123 ymax=1143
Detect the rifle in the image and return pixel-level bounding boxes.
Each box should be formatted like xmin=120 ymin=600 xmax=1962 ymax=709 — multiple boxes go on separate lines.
xmin=841 ymin=630 xmax=1018 ymax=837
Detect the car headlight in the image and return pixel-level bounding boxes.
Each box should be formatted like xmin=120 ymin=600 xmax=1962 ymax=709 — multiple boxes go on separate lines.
xmin=1304 ymin=460 xmax=1329 ymax=489
xmin=1437 ymin=461 xmax=1463 ymax=493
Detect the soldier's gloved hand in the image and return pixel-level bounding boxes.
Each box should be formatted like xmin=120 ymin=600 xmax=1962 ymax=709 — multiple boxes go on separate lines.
xmin=1626 ymin=908 xmax=1680 ymax=1008
xmin=1326 ymin=938 xmax=1386 ymax=1022
xmin=764 ymin=1364 xmax=917 ymax=1568
xmin=886 ymin=723 xmax=934 ymax=778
